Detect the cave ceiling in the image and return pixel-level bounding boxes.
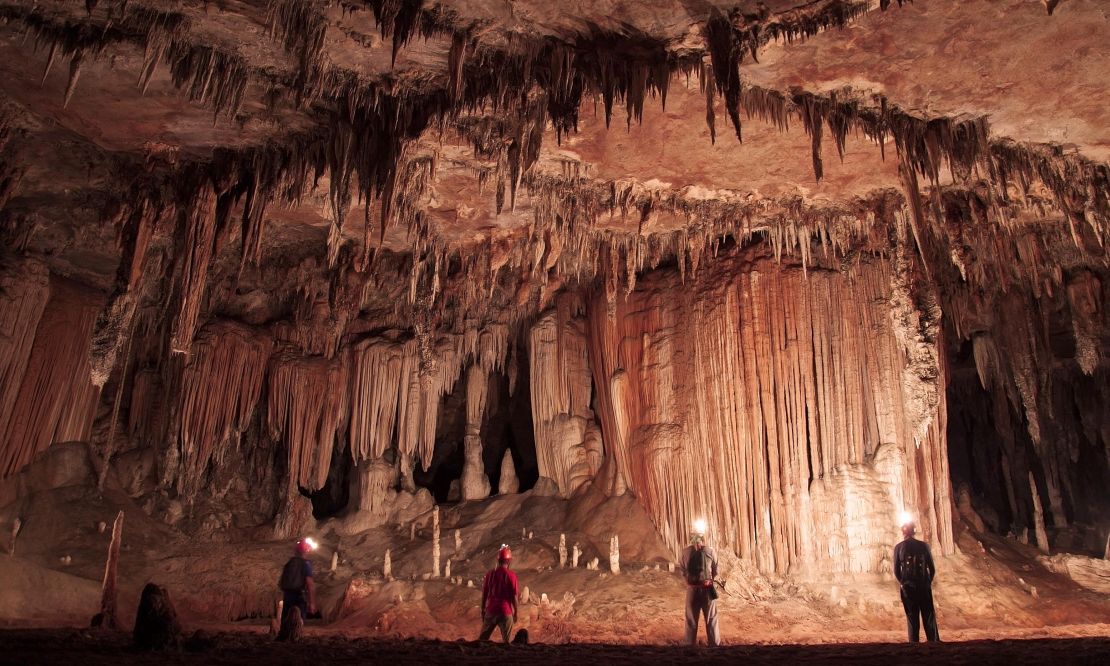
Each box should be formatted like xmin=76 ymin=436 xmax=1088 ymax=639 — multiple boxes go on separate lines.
xmin=0 ymin=0 xmax=1106 ymax=312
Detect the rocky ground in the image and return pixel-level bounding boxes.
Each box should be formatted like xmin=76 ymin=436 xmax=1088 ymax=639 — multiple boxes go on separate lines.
xmin=1 ymin=629 xmax=1109 ymax=665
xmin=1 ymin=442 xmax=1109 ymax=656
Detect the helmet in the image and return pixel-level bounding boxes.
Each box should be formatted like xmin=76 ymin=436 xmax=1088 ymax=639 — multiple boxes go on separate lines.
xmin=296 ymin=537 xmax=318 ymax=554
xmin=901 ymin=522 xmax=916 ymax=538
xmin=498 ymin=544 xmax=512 ymax=561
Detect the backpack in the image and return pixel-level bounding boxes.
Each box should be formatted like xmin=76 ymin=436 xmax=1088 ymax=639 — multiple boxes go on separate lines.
xmin=686 ymin=546 xmax=711 ymax=585
xmin=278 ymin=557 xmax=307 ymax=592
xmin=901 ymin=548 xmax=929 ymax=585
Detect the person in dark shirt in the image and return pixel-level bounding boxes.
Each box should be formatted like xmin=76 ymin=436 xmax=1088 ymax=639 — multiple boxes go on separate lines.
xmin=278 ymin=538 xmax=318 ymax=623
xmin=893 ymin=520 xmax=939 ymax=642
xmin=479 ymin=545 xmax=519 ymax=643
xmin=678 ymin=520 xmax=720 ymax=646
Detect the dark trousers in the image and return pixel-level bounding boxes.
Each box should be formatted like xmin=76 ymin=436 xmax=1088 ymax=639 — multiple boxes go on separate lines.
xmin=283 ymin=591 xmax=307 ymax=621
xmin=900 ymin=583 xmax=939 ymax=642
xmin=479 ymin=614 xmax=514 ymax=643
xmin=685 ymin=586 xmax=720 ymax=646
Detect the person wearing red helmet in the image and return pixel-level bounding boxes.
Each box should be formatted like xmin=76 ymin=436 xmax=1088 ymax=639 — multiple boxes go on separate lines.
xmin=478 ymin=544 xmax=519 ymax=643
xmin=278 ymin=538 xmax=318 ymax=625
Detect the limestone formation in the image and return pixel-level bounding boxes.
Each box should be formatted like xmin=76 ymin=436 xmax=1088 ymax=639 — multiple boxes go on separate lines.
xmin=499 ymin=451 xmax=519 ymax=495
xmin=133 ymin=583 xmax=182 ymax=651
xmin=91 ymin=511 xmax=123 ymax=629
xmin=383 ymin=550 xmax=392 ymax=580
xmin=330 ymin=551 xmax=339 ymax=573
xmin=0 ymin=0 xmax=1107 ymax=620
xmin=610 ymin=535 xmax=621 ymax=575
xmin=432 ymin=506 xmax=441 ymax=578
xmin=445 ymin=559 xmax=452 ymax=579
xmin=462 ymin=366 xmax=491 ymax=500
xmin=1030 ymin=473 xmax=1050 ymax=554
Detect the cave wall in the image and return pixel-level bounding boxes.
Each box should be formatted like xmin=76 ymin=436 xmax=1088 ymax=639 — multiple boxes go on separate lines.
xmin=581 ymin=251 xmax=952 ymax=575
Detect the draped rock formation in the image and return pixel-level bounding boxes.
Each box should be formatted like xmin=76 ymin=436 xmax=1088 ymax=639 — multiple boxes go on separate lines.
xmin=0 ymin=0 xmax=1107 ymax=583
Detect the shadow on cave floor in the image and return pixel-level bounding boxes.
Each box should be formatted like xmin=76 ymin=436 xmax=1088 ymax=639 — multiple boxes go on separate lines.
xmin=0 ymin=629 xmax=1108 ymax=665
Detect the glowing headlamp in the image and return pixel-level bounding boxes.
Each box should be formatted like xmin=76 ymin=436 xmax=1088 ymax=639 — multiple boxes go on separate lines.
xmin=692 ymin=518 xmax=707 ymax=534
xmin=898 ymin=511 xmax=913 ymax=527
xmin=304 ymin=537 xmax=319 ymax=551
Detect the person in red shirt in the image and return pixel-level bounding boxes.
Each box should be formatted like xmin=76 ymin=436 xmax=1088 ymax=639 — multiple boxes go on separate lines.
xmin=479 ymin=544 xmax=519 ymax=643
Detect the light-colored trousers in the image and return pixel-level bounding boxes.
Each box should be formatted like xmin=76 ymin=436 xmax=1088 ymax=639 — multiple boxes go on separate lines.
xmin=684 ymin=586 xmax=720 ymax=646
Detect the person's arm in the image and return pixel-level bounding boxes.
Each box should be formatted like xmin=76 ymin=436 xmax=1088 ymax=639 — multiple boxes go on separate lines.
xmin=305 ymin=575 xmax=317 ymax=615
xmin=925 ymin=544 xmax=936 ymax=582
xmin=678 ymin=547 xmax=688 ymax=575
xmin=710 ymin=547 xmax=719 ymax=583
xmin=893 ymin=545 xmax=904 ymax=584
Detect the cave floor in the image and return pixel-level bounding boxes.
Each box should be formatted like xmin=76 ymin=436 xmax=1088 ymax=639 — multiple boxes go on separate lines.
xmin=1 ymin=628 xmax=1109 ymax=665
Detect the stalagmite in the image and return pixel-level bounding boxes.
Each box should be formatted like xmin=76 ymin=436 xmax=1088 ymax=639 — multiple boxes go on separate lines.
xmin=445 ymin=559 xmax=452 ymax=579
xmin=521 ymin=586 xmax=530 ymax=604
xmin=455 ymin=529 xmax=462 ymax=554
xmin=588 ymin=558 xmax=599 ymax=571
xmin=383 ymin=549 xmax=392 ymax=579
xmin=8 ymin=518 xmax=21 ymax=556
xmin=1030 ymin=473 xmax=1050 ymax=554
xmin=132 ymin=583 xmax=182 ymax=651
xmin=410 ymin=523 xmax=416 ymax=541
xmin=572 ymin=543 xmax=581 ymax=568
xmin=92 ymin=511 xmax=124 ymax=629
xmin=331 ymin=551 xmax=339 ymax=573
xmin=610 ymin=535 xmax=620 ymax=574
xmin=462 ymin=365 xmax=491 ymax=500
xmin=499 ymin=450 xmax=519 ymax=494
xmin=559 ymin=534 xmax=567 ymax=568
xmin=432 ymin=506 xmax=441 ymax=577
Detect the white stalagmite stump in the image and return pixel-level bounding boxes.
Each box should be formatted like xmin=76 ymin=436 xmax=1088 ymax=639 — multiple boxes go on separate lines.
xmin=330 ymin=551 xmax=338 ymax=572
xmin=445 ymin=559 xmax=452 ymax=579
xmin=588 ymin=557 xmax=599 ymax=571
xmin=384 ymin=549 xmax=392 ymax=579
xmin=432 ymin=506 xmax=441 ymax=577
xmin=410 ymin=522 xmax=416 ymax=541
xmin=455 ymin=529 xmax=462 ymax=554
xmin=499 ymin=449 xmax=519 ymax=494
xmin=521 ymin=586 xmax=530 ymax=604
xmin=572 ymin=543 xmax=580 ymax=568
xmin=609 ymin=534 xmax=620 ymax=574
xmin=558 ymin=534 xmax=567 ymax=568
xmin=1030 ymin=473 xmax=1050 ymax=553
xmin=9 ymin=517 xmax=21 ymax=555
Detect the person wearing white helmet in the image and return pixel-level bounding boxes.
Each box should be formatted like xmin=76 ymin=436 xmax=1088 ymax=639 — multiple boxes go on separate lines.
xmin=679 ymin=518 xmax=720 ymax=646
xmin=893 ymin=514 xmax=939 ymax=642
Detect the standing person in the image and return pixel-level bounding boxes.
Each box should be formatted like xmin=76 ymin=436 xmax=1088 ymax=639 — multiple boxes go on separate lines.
xmin=679 ymin=519 xmax=720 ymax=646
xmin=479 ymin=544 xmax=519 ymax=643
xmin=278 ymin=538 xmax=318 ymax=623
xmin=893 ymin=518 xmax=940 ymax=642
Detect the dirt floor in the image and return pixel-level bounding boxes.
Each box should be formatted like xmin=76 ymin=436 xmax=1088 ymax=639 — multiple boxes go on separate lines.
xmin=0 ymin=628 xmax=1109 ymax=665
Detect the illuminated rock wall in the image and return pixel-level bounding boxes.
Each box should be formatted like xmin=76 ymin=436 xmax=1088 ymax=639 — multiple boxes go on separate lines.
xmin=584 ymin=253 xmax=953 ymax=574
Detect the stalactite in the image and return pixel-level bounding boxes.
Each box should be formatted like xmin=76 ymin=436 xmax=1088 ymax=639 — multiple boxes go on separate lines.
xmin=0 ymin=259 xmax=49 ymax=462
xmin=586 ymin=250 xmax=953 ymax=574
xmin=171 ymin=323 xmax=272 ymax=498
xmin=0 ymin=276 xmax=101 ymax=478
xmin=528 ymin=293 xmax=600 ymax=497
xmin=167 ymin=182 xmax=217 ymax=355
xmin=267 ymin=350 xmax=350 ymax=492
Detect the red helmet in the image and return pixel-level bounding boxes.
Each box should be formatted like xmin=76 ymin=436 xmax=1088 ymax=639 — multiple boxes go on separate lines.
xmin=498 ymin=545 xmax=512 ymax=561
xmin=296 ymin=538 xmax=316 ymax=554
